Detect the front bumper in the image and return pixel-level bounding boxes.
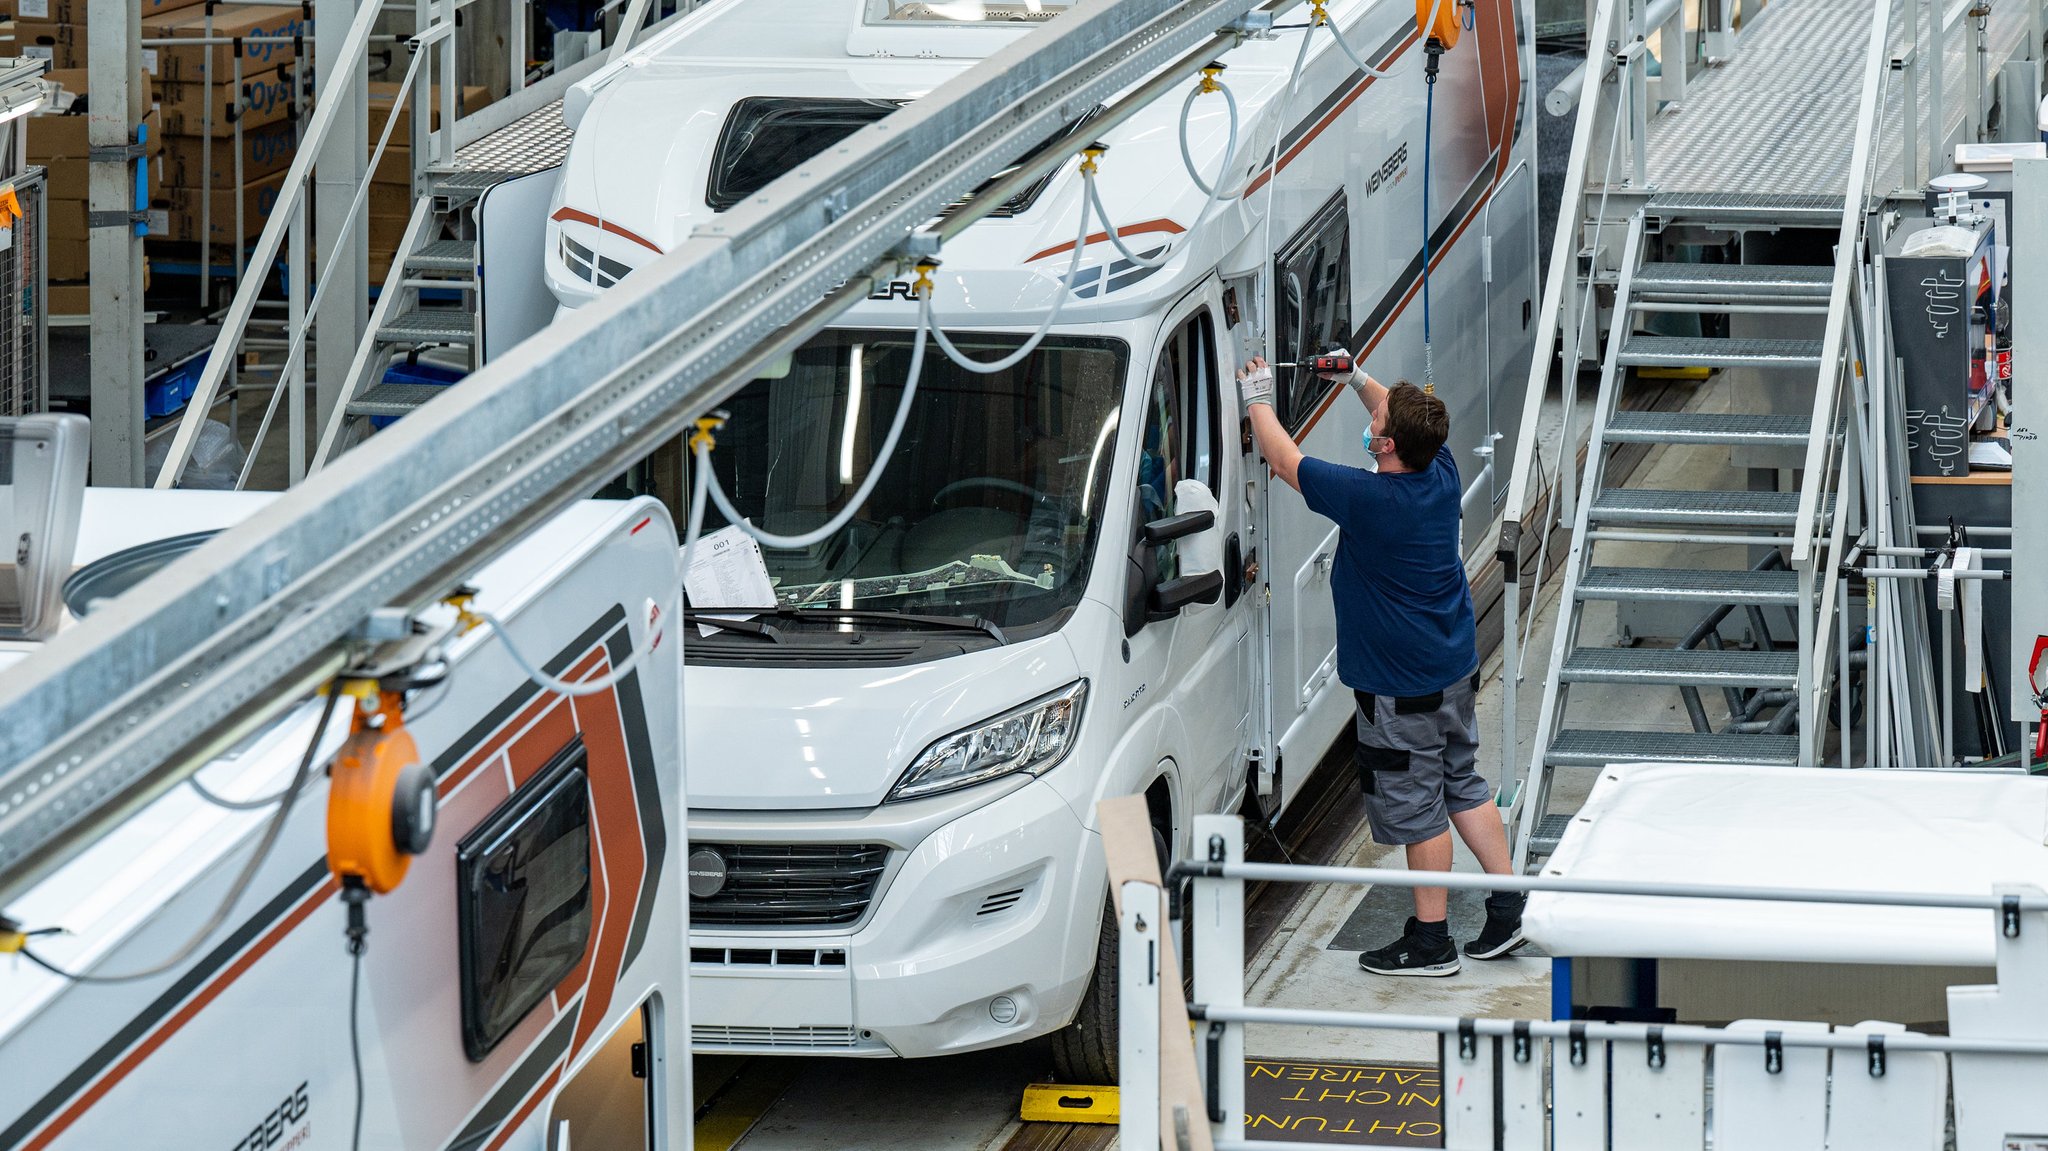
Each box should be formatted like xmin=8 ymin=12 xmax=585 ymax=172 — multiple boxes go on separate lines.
xmin=686 ymin=776 xmax=1102 ymax=1058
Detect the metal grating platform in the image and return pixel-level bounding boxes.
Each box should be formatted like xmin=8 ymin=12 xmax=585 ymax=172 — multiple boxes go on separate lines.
xmin=1631 ymin=261 xmax=1833 ymax=298
xmin=347 ymin=382 xmax=446 ymax=418
xmin=1644 ymin=0 xmax=2033 ymax=197
xmin=1559 ymin=646 xmax=1800 ymax=688
xmin=1576 ymin=565 xmax=1801 ymax=604
xmin=379 ymin=307 xmax=476 ymax=345
xmin=1545 ymin=729 xmax=1801 ymax=767
xmin=1604 ymin=411 xmax=1815 ymax=446
xmin=408 ymin=239 xmax=477 ymax=273
xmin=1589 ymin=487 xmax=1811 ymax=528
xmin=443 ymin=99 xmax=574 ymax=180
xmin=1618 ymin=335 xmax=1822 ymax=370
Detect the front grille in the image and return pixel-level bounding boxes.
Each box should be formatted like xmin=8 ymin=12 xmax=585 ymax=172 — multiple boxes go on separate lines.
xmin=693 ymin=1025 xmax=861 ymax=1049
xmin=691 ymin=946 xmax=848 ymax=967
xmin=690 ymin=843 xmax=890 ymax=926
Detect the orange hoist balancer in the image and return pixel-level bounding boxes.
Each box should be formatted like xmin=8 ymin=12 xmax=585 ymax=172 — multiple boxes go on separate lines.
xmin=326 ymin=683 xmax=437 ymax=952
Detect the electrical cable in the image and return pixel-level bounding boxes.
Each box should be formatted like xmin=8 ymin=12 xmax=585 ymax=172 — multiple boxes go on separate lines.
xmin=1421 ymin=42 xmax=1442 ymax=393
xmin=188 ymin=774 xmax=296 ymax=812
xmin=20 ymin=683 xmax=344 ymax=984
xmin=475 ymin=454 xmax=711 ymax=695
xmin=1081 ymin=77 xmax=1240 ymax=271
xmin=1178 ymin=81 xmax=1248 ymax=200
xmin=928 ymin=189 xmax=1090 ymax=373
xmin=348 ymin=941 xmax=366 ymax=1151
xmin=1323 ymin=4 xmax=1422 ymax=80
xmin=706 ymin=298 xmax=931 ymax=549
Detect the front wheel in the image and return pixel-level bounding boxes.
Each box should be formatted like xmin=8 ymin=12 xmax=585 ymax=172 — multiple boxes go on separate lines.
xmin=1049 ymin=901 xmax=1121 ymax=1084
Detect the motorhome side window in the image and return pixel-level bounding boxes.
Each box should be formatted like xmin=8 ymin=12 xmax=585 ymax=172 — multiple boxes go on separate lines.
xmin=1273 ymin=194 xmax=1351 ymax=431
xmin=694 ymin=329 xmax=1130 ymax=638
xmin=1136 ymin=310 xmax=1221 ymax=582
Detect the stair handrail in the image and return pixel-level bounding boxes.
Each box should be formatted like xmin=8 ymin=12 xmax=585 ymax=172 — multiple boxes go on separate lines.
xmin=1790 ymin=0 xmax=1891 ymax=560
xmin=232 ymin=27 xmax=449 ymax=487
xmin=308 ymin=197 xmax=440 ymax=475
xmin=1496 ymin=0 xmax=1625 ymax=576
xmin=153 ymin=0 xmax=386 ymax=489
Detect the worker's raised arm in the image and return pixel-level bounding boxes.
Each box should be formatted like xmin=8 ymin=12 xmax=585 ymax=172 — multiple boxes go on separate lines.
xmin=1239 ymin=358 xmax=1304 ymax=491
xmin=1334 ymin=364 xmax=1387 ymax=412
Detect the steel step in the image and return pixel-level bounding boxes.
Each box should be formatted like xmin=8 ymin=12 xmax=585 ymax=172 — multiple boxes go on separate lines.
xmin=1545 ymin=728 xmax=1801 ymax=768
xmin=407 ymin=239 xmax=476 ymax=274
xmin=1560 ymin=646 xmax=1799 ymax=688
xmin=379 ymin=307 xmax=475 ymax=346
xmin=346 ymin=382 xmax=448 ymax=419
xmin=1618 ymin=335 xmax=1823 ymax=370
xmin=1631 ymin=261 xmax=1832 ymax=300
xmin=1646 ymin=191 xmax=1843 ymax=227
xmin=1604 ymin=411 xmax=1814 ymax=447
xmin=1576 ymin=565 xmax=1800 ymax=605
xmin=1589 ymin=487 xmax=1822 ymax=529
xmin=1527 ymin=813 xmax=1575 ymax=861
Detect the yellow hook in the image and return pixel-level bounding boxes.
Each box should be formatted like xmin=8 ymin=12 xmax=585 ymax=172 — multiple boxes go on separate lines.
xmin=1199 ymin=63 xmax=1226 ymax=94
xmin=689 ymin=413 xmax=726 ymax=455
xmin=912 ymin=261 xmax=937 ymax=299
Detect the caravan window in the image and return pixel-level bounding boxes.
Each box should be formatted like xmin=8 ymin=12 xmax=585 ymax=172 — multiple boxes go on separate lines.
xmin=708 ymin=98 xmax=903 ymax=212
xmin=456 ymin=741 xmax=593 ymax=1062
xmin=1273 ymin=194 xmax=1351 ymax=431
xmin=1136 ymin=310 xmax=1221 ymax=584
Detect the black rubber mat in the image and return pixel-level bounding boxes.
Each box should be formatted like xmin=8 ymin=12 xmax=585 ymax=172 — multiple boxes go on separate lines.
xmin=1326 ymin=884 xmax=1546 ymax=958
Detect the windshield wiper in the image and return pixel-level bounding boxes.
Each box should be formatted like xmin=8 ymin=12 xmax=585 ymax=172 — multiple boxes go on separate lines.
xmin=782 ymin=607 xmax=1008 ymax=646
xmin=680 ymin=609 xmax=785 ymax=641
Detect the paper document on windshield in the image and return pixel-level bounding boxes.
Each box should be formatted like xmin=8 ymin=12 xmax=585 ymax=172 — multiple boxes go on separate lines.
xmin=685 ymin=526 xmax=778 ymax=635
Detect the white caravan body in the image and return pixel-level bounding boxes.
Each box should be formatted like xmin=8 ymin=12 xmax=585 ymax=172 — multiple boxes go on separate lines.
xmin=0 ymin=492 xmax=690 ymax=1150
xmin=548 ymin=0 xmax=1535 ymax=1063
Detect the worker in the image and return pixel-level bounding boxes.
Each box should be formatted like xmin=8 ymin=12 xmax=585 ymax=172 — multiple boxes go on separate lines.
xmin=1237 ymin=355 xmax=1524 ymax=977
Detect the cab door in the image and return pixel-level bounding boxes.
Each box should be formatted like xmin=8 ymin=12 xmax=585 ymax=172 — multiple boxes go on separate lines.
xmin=1121 ymin=286 xmax=1250 ymax=818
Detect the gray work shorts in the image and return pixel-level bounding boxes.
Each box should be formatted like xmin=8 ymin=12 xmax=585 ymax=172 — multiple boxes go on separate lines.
xmin=1353 ymin=672 xmax=1491 ymax=846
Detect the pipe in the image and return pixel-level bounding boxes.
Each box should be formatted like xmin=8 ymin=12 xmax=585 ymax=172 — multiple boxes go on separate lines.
xmin=1545 ymin=0 xmax=1685 ymax=117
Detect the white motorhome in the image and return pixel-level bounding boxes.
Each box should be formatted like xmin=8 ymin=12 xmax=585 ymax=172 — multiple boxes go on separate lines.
xmin=547 ymin=0 xmax=1536 ymax=1077
xmin=0 ymin=429 xmax=692 ymax=1150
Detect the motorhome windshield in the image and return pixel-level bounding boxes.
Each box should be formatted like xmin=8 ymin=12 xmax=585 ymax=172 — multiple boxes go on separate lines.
xmin=699 ymin=327 xmax=1127 ymax=634
xmin=864 ymin=0 xmax=1073 ymax=22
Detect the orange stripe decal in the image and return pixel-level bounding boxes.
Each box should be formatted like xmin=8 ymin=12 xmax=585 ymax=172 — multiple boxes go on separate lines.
xmin=1025 ymin=219 xmax=1185 ymax=264
xmin=550 ymin=206 xmax=666 ymax=256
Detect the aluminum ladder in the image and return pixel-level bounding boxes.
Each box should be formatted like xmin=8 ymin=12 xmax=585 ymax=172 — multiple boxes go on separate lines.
xmin=1512 ymin=194 xmax=1845 ymax=872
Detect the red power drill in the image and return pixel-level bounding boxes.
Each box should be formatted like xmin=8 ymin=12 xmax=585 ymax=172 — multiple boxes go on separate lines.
xmin=1273 ymin=353 xmax=1354 ymax=374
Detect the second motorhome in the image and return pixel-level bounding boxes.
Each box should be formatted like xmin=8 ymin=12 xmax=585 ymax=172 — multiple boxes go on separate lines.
xmin=549 ymin=0 xmax=1537 ymax=1078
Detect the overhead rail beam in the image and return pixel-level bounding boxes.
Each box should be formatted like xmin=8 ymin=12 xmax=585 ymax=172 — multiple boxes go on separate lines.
xmin=0 ymin=0 xmax=1295 ymax=904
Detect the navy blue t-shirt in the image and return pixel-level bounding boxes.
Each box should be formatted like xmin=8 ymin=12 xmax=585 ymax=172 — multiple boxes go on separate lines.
xmin=1297 ymin=446 xmax=1477 ymax=698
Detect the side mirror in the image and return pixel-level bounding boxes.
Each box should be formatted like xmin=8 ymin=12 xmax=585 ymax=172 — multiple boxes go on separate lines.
xmin=1150 ymin=570 xmax=1223 ymax=617
xmin=1142 ymin=508 xmax=1213 ymax=545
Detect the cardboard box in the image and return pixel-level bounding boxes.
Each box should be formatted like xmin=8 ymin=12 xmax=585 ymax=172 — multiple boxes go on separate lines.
xmin=158 ymin=167 xmax=284 ymax=242
xmin=365 ymin=82 xmax=490 ymax=141
xmin=42 ymin=67 xmax=155 ymax=123
xmin=4 ymin=0 xmax=202 ymax=23
xmin=372 ymin=143 xmax=409 ymax=187
xmin=29 ymin=105 xmax=164 ymax=163
xmin=44 ymin=194 xmax=84 ymax=245
xmin=368 ymin=179 xmax=414 ymax=219
xmin=160 ymin=66 xmax=303 ymax=136
xmin=143 ymin=6 xmax=307 ymax=83
xmin=48 ymin=233 xmax=86 ymax=280
xmin=162 ymin=120 xmax=296 ymax=185
xmin=48 ymin=282 xmax=88 ymax=316
xmin=42 ymin=152 xmax=165 ymax=200
xmin=6 ymin=18 xmax=82 ymax=67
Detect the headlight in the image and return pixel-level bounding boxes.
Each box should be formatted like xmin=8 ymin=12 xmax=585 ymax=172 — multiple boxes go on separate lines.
xmin=887 ymin=680 xmax=1088 ymax=802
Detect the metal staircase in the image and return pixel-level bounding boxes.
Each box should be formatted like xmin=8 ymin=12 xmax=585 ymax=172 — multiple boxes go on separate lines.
xmin=312 ymin=104 xmax=576 ymax=469
xmin=1495 ymin=0 xmax=1915 ymax=872
xmin=1512 ymin=204 xmax=1845 ymax=868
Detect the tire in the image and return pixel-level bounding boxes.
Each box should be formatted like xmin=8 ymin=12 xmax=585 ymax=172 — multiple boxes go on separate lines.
xmin=1049 ymin=900 xmax=1121 ymax=1084
xmin=1050 ymin=824 xmax=1178 ymax=1085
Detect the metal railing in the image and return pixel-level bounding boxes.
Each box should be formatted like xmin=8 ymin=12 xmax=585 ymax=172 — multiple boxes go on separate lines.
xmin=153 ymin=0 xmax=662 ymax=490
xmin=1118 ymin=814 xmax=2048 ymax=1151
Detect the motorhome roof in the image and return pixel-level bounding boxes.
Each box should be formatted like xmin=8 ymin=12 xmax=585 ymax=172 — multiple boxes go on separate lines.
xmin=561 ymin=0 xmax=1388 ymax=321
xmin=0 ymin=496 xmax=654 ymax=1044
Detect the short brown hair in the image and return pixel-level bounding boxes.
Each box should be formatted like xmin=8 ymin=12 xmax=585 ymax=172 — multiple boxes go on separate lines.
xmin=1383 ymin=381 xmax=1449 ymax=470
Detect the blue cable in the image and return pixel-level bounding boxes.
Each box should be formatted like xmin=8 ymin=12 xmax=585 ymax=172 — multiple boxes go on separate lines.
xmin=1422 ymin=54 xmax=1436 ymax=370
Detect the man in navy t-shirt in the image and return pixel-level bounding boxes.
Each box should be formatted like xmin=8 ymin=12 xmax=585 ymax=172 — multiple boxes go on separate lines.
xmin=1239 ymin=355 xmax=1524 ymax=977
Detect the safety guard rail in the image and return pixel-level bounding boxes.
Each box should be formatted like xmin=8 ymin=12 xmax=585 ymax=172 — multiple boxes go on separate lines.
xmin=1117 ymin=814 xmax=2048 ymax=1151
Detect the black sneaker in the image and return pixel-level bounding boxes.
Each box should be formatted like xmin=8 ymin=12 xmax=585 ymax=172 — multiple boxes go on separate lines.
xmin=1359 ymin=918 xmax=1461 ymax=977
xmin=1464 ymin=910 xmax=1527 ymax=960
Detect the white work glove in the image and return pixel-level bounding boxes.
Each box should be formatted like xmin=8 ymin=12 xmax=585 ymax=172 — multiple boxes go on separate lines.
xmin=1334 ymin=364 xmax=1372 ymax=400
xmin=1238 ymin=358 xmax=1275 ymax=410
